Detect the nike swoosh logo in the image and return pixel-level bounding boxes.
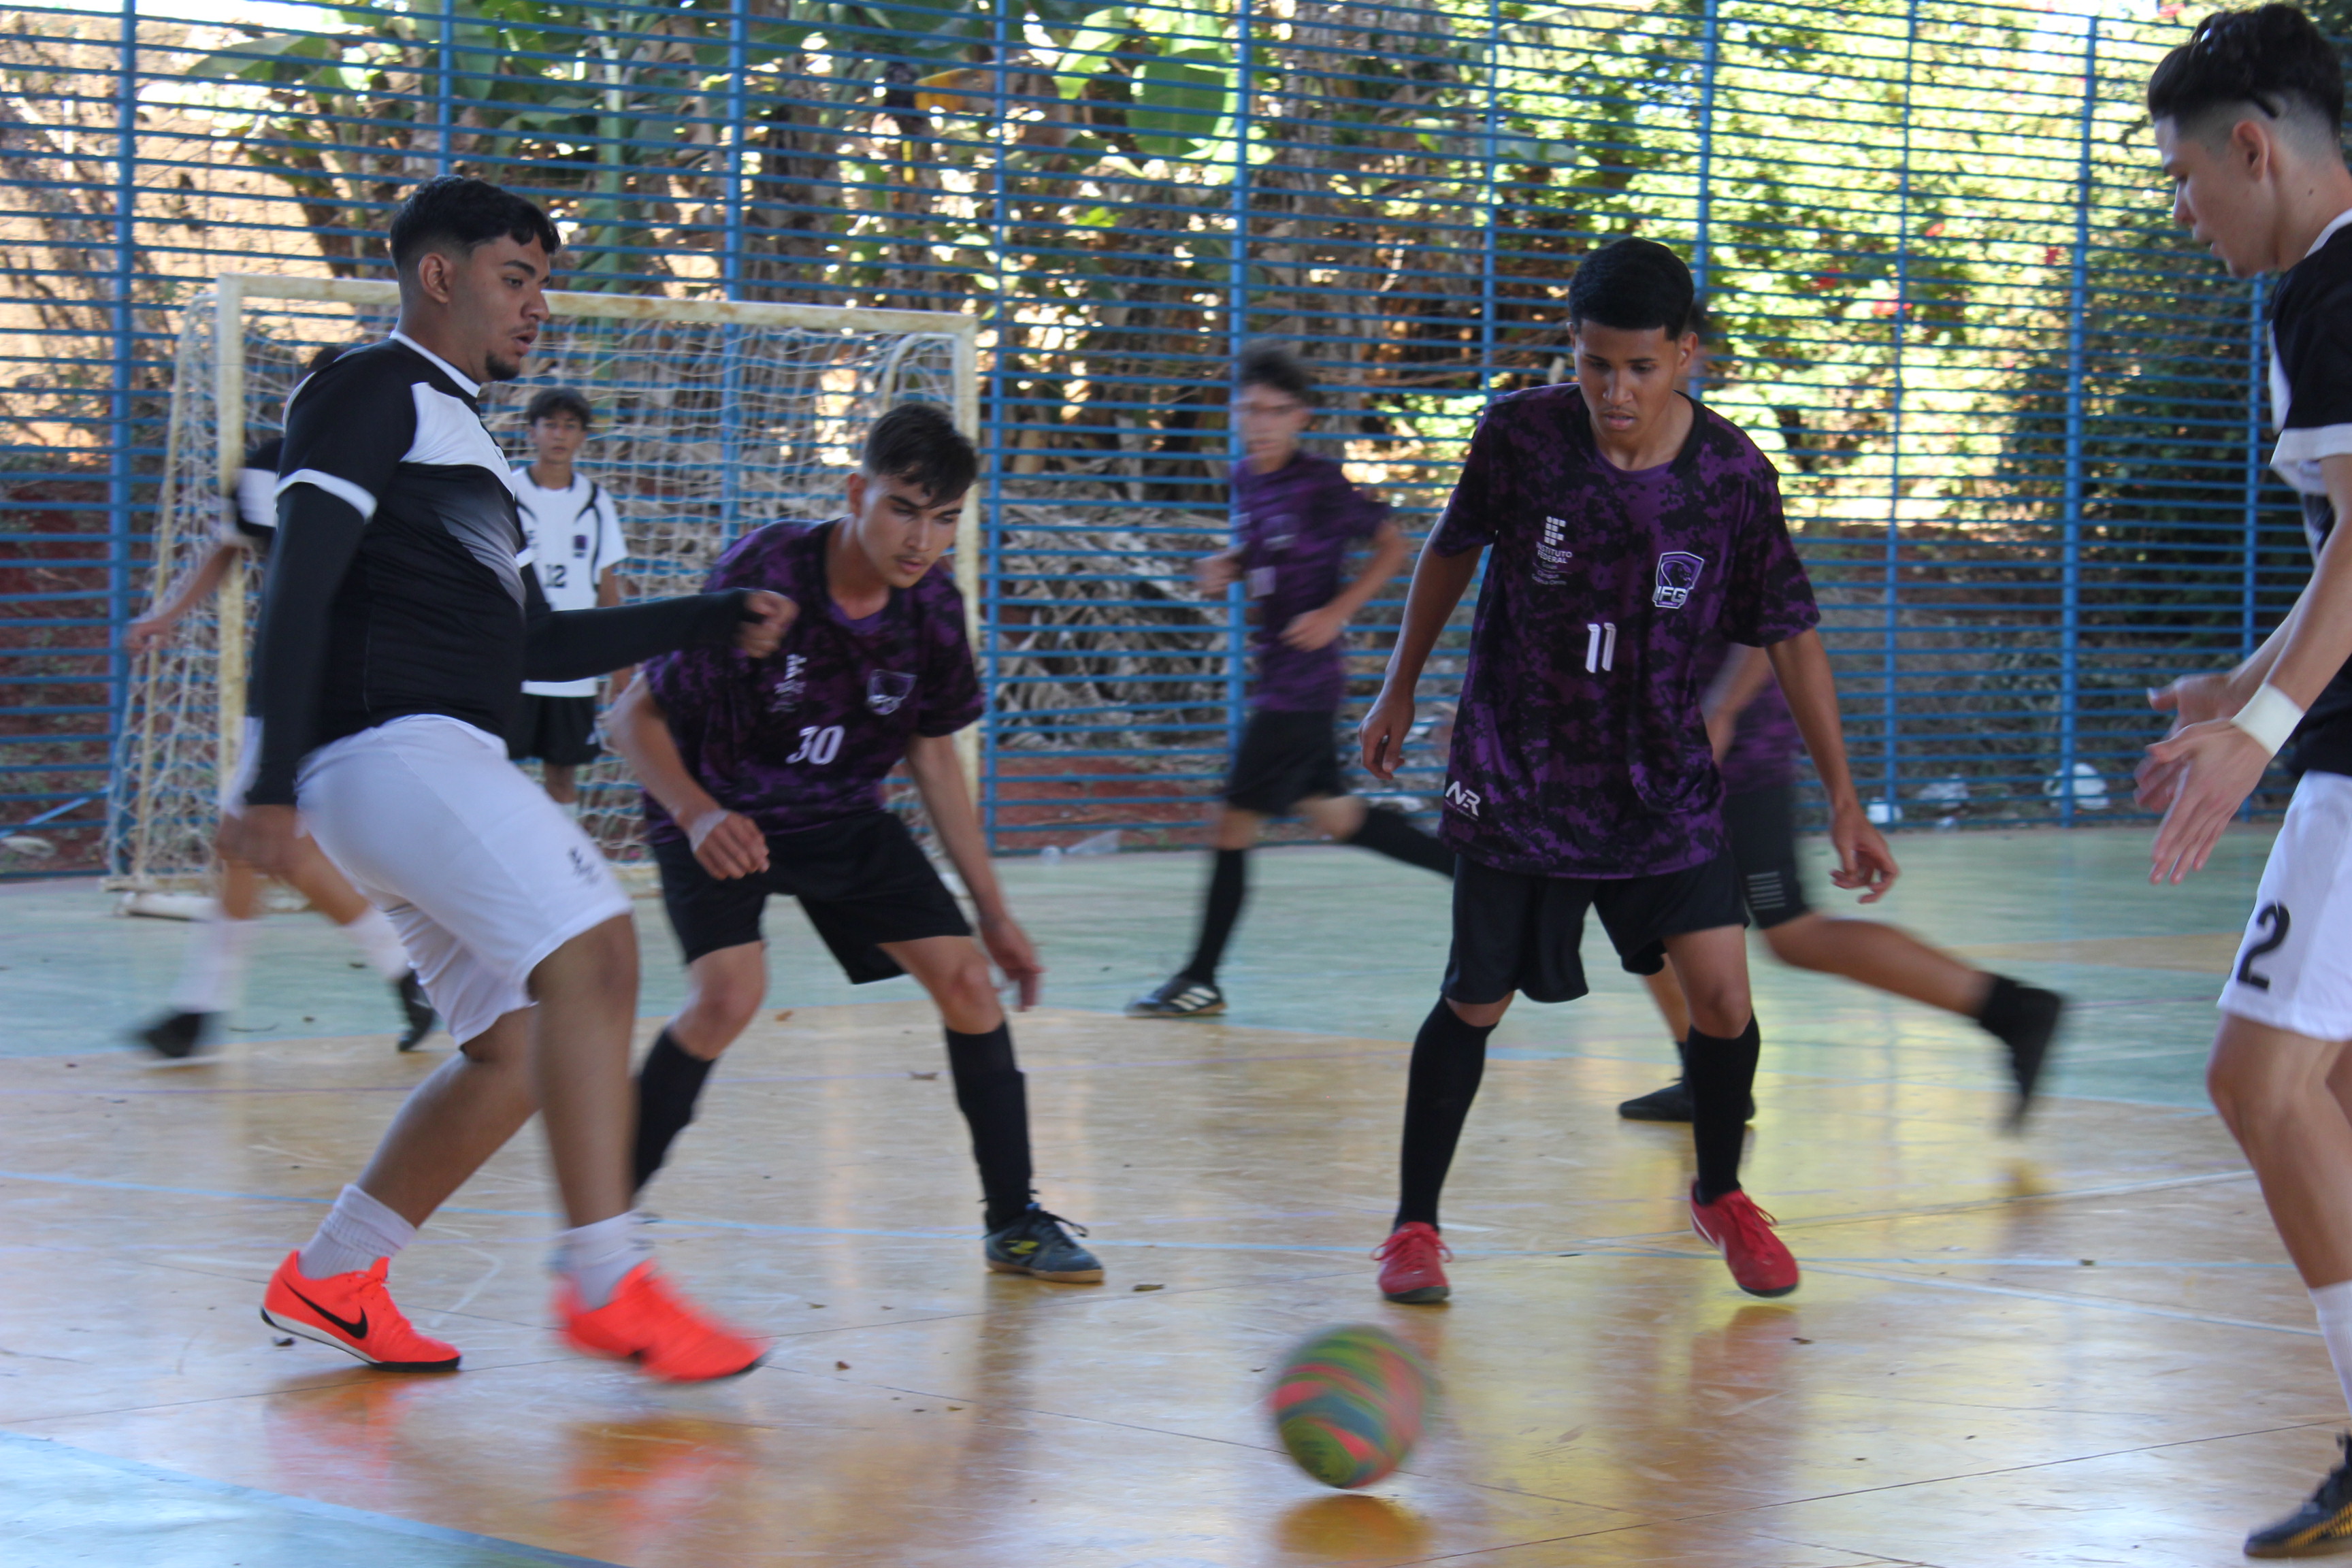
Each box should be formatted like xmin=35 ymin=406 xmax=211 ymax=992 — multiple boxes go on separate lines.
xmin=287 ymin=1282 xmax=369 ymax=1341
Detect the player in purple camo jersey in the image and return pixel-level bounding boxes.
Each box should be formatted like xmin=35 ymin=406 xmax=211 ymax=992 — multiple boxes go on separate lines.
xmin=1127 ymin=345 xmax=1454 ymax=1020
xmin=1618 ymin=631 xmax=2065 ymax=1128
xmin=608 ymin=403 xmax=1102 ymax=1284
xmin=1358 ymin=238 xmax=1899 ymax=1303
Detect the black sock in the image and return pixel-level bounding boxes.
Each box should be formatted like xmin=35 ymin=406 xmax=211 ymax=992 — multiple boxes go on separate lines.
xmin=946 ymin=1024 xmax=1033 ymax=1231
xmin=1686 ymin=1017 xmax=1761 ymax=1205
xmin=1181 ymin=848 xmax=1248 ymax=984
xmin=1394 ymin=998 xmax=1496 ymax=1229
xmin=1974 ymin=974 xmax=2034 ymax=1041
xmin=1345 ymin=807 xmax=1456 ymax=877
xmin=632 ymin=1028 xmax=715 ymax=1194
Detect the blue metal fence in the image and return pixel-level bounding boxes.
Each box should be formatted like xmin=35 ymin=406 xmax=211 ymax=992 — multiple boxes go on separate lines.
xmin=0 ymin=0 xmax=2305 ymax=877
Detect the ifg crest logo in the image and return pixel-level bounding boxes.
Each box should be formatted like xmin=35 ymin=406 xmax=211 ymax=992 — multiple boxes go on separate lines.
xmin=1653 ymin=551 xmax=1706 ymax=610
xmin=867 ymin=670 xmax=915 ymax=715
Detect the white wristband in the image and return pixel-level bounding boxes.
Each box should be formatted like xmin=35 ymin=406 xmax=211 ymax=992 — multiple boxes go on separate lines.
xmin=2230 ymin=683 xmax=2306 ymax=757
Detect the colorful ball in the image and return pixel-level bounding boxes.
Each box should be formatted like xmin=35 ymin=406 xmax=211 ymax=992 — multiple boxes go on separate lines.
xmin=1268 ymin=1324 xmax=1433 ymax=1488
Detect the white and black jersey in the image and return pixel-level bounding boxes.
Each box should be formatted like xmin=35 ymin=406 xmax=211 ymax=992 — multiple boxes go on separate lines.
xmin=2266 ymin=208 xmax=2352 ymax=776
xmin=512 ymin=468 xmax=627 ymax=698
xmin=245 ymin=332 xmax=751 ymax=808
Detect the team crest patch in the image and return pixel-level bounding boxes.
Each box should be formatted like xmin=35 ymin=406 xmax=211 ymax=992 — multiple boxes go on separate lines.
xmin=1535 ymin=516 xmax=1575 ymax=585
xmin=1654 ymin=551 xmax=1705 ymax=609
xmin=868 ymin=670 xmax=916 ymax=715
xmin=768 ymin=654 xmax=806 ymax=713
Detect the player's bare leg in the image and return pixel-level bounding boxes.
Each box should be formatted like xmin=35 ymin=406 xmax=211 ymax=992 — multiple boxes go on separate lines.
xmin=542 ymin=762 xmax=579 ymax=807
xmin=529 ymin=913 xmax=640 ymax=1229
xmin=1763 ymin=912 xmax=1985 ymax=1013
xmin=348 ymin=1009 xmax=538 ymax=1226
xmin=2210 ymin=1019 xmax=2352 ymax=1288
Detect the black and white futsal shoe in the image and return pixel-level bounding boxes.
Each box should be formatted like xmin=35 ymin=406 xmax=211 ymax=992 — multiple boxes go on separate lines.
xmin=1124 ymin=974 xmax=1226 ymax=1018
xmin=133 ymin=1009 xmax=216 ymax=1060
xmin=2247 ymin=1433 xmax=2352 ymax=1558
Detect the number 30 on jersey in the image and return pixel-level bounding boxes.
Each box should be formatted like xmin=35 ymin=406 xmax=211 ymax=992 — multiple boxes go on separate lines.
xmin=785 ymin=725 xmax=844 ymax=766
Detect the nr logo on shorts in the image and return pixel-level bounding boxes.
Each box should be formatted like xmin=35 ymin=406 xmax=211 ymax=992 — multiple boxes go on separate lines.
xmin=568 ymin=845 xmax=599 ymax=882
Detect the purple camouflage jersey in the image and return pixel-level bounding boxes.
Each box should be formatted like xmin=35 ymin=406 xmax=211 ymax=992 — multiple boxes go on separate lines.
xmin=1693 ymin=634 xmax=1802 ymax=797
xmin=642 ymin=519 xmax=983 ymax=842
xmin=1232 ymin=451 xmax=1389 ymax=712
xmin=1430 ymin=384 xmax=1818 ymax=877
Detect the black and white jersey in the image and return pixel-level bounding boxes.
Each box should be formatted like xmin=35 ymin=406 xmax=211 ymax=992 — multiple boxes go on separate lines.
xmin=2266 ymin=209 xmax=2352 ymax=775
xmin=512 ymin=468 xmax=627 ymax=697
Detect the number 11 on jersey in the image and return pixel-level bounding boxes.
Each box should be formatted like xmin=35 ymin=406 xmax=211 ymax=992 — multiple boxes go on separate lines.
xmin=1584 ymin=621 xmax=1618 ymax=674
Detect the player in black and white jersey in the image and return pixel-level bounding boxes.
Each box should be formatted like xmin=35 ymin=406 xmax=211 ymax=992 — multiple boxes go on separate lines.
xmin=507 ymin=387 xmax=630 ymax=815
xmin=125 ymin=344 xmax=436 ymax=1058
xmin=233 ymin=177 xmax=791 ymax=1384
xmin=2140 ymin=10 xmax=2352 ymax=1553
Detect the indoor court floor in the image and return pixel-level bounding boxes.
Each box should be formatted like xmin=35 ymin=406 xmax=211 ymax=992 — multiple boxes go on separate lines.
xmin=0 ymin=823 xmax=2331 ymax=1567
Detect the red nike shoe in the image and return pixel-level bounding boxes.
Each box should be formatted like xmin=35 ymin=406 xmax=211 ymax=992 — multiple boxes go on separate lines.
xmin=556 ymin=1263 xmax=764 ymax=1383
xmin=1689 ymin=1186 xmax=1800 ymax=1298
xmin=261 ymin=1252 xmax=461 ymax=1371
xmin=1373 ymin=1221 xmax=1452 ymax=1303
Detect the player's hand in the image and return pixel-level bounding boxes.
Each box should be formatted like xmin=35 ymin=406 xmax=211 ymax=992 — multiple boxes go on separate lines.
xmin=1281 ymin=605 xmax=1348 ymax=652
xmin=2144 ymin=719 xmax=2268 ymax=884
xmin=978 ymin=910 xmax=1044 ymax=1011
xmin=735 ymin=591 xmax=796 ymax=659
xmin=1195 ymin=551 xmax=1241 ymax=593
xmin=125 ymin=615 xmax=172 ymax=657
xmin=2149 ymin=672 xmax=2234 ymax=732
xmin=1826 ymin=800 xmax=1899 ymax=904
xmin=220 ymin=804 xmax=301 ymax=879
xmin=1359 ymin=688 xmax=1416 ymax=782
xmin=1703 ymin=706 xmax=1737 ymax=763
xmin=687 ymin=806 xmax=769 ymax=880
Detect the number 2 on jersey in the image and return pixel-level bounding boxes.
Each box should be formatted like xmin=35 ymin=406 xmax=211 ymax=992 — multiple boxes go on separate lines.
xmin=786 ymin=725 xmax=844 ymax=766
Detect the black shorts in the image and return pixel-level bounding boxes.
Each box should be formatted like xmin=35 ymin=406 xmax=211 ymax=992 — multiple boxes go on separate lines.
xmin=1725 ymin=783 xmax=1813 ymax=930
xmin=1443 ymin=853 xmax=1746 ymax=1006
xmin=1225 ymin=708 xmax=1346 ymax=816
xmin=652 ymin=809 xmax=970 ymax=979
xmin=507 ymin=693 xmax=601 ymax=767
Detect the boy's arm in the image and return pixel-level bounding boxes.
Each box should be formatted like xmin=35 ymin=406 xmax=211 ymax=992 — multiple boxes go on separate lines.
xmin=604 ymin=674 xmax=770 ymax=879
xmin=1700 ymin=643 xmax=1774 ymax=761
xmin=2143 ymin=451 xmax=2352 ymax=882
xmin=1282 ymin=517 xmax=1411 ymax=651
xmin=1360 ymin=532 xmax=1482 ymax=780
xmin=905 ymin=730 xmax=1043 ymax=1009
xmin=1765 ymin=629 xmax=1900 ymax=903
xmin=127 ymin=537 xmax=243 ymax=655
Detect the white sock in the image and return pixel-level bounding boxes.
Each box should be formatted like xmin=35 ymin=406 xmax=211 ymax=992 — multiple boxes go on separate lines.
xmin=2314 ymin=1280 xmax=2352 ymax=1416
xmin=168 ymin=915 xmax=259 ymax=1015
xmin=557 ymin=800 xmax=582 ymax=821
xmin=297 ymin=1184 xmax=419 ymax=1281
xmin=557 ymin=1212 xmax=648 ymax=1309
xmin=338 ymin=905 xmax=411 ymax=981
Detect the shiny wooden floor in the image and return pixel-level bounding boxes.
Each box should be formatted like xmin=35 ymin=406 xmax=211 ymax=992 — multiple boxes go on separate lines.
xmin=0 ymin=828 xmax=2332 ymax=1565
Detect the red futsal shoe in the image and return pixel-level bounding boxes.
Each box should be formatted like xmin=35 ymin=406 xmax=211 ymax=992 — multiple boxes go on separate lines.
xmin=261 ymin=1252 xmax=461 ymax=1371
xmin=1690 ymin=1186 xmax=1799 ymax=1298
xmin=1373 ymin=1222 xmax=1453 ymax=1304
xmin=556 ymin=1262 xmax=764 ymax=1383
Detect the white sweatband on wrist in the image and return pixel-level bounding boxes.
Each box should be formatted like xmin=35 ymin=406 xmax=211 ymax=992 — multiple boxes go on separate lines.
xmin=2230 ymin=683 xmax=2306 ymax=757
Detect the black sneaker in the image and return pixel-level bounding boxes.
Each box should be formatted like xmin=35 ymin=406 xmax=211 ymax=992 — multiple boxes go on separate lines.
xmin=2247 ymin=1433 xmax=2352 ymax=1558
xmin=1125 ymin=974 xmax=1225 ymax=1018
xmin=984 ymin=1205 xmax=1104 ymax=1283
xmin=393 ymin=970 xmax=436 ymax=1051
xmin=134 ymin=1010 xmax=216 ymax=1060
xmin=1986 ymin=984 xmax=2065 ymax=1130
xmin=1617 ymin=1077 xmax=1753 ymax=1122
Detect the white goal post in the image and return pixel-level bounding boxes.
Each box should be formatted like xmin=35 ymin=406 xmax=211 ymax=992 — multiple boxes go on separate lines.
xmin=110 ymin=274 xmax=982 ymax=891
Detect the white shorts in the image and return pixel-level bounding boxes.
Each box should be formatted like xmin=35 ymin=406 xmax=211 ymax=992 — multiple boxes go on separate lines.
xmin=297 ymin=715 xmax=631 ymax=1044
xmin=2219 ymin=770 xmax=2352 ymax=1041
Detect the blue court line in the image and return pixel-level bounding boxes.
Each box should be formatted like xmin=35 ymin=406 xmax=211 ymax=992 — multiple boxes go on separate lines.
xmin=0 ymin=1428 xmax=621 ymax=1566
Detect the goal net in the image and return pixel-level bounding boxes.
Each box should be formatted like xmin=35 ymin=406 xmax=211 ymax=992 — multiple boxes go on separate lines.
xmin=108 ymin=276 xmax=977 ymax=892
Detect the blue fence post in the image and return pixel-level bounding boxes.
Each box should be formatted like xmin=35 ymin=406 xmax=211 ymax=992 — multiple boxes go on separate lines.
xmin=109 ymin=0 xmax=135 ymax=761
xmin=2056 ymin=16 xmax=2097 ymax=826
xmin=1692 ymin=0 xmax=1718 ymax=316
xmin=2243 ymin=275 xmax=2266 ymax=662
xmin=1880 ymin=0 xmax=1918 ymax=821
xmin=981 ymin=0 xmax=1015 ymax=849
xmin=716 ymin=0 xmax=747 ymax=545
xmin=1478 ymin=0 xmax=1500 ymax=393
xmin=1224 ymin=0 xmax=1255 ymax=764
xmin=436 ymin=0 xmax=456 ymax=176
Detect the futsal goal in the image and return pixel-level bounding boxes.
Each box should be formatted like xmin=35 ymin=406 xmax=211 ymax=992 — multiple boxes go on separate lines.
xmin=107 ymin=275 xmax=979 ymax=892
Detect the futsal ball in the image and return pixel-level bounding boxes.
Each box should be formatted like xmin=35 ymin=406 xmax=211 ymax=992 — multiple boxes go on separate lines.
xmin=1269 ymin=1324 xmax=1433 ymax=1488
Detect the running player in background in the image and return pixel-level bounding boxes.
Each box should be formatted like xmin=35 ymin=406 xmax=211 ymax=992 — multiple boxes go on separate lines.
xmin=508 ymin=387 xmax=630 ymax=818
xmin=1126 ymin=345 xmax=1453 ymax=1020
xmin=235 ymin=176 xmax=791 ymax=1383
xmin=125 ymin=343 xmax=434 ymax=1058
xmin=610 ymin=403 xmax=1102 ymax=1284
xmin=1618 ymin=631 xmax=2064 ymax=1127
xmin=1358 ymin=238 xmax=1898 ymax=1305
xmin=2137 ymin=10 xmax=2352 ymax=1554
